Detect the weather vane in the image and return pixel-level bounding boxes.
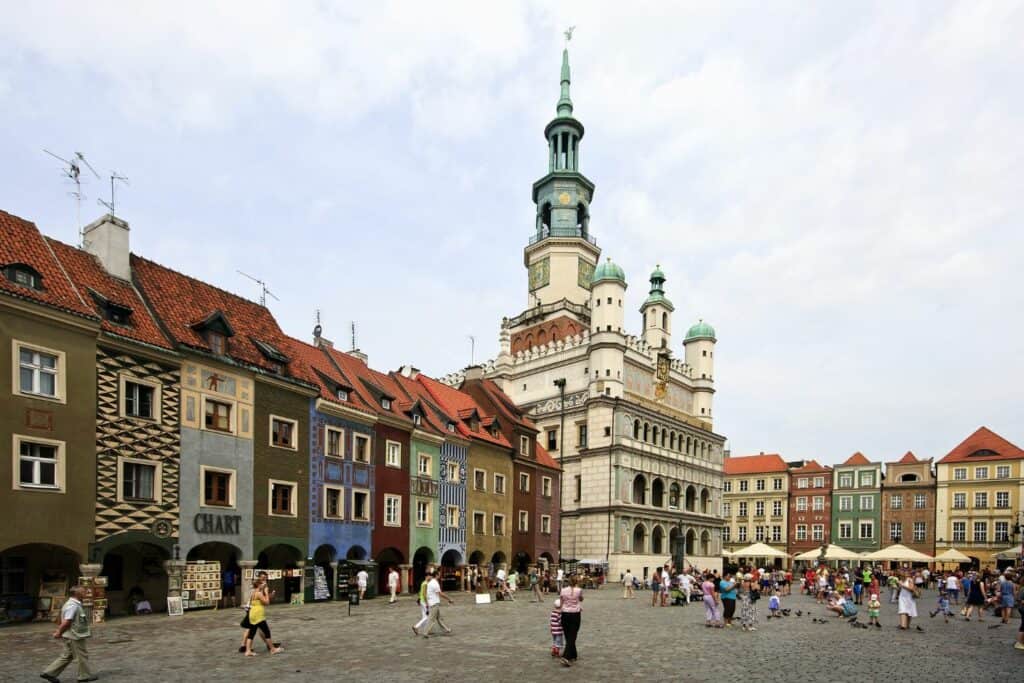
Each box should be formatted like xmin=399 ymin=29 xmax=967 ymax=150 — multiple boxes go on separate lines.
xmin=564 ymin=26 xmax=575 ymax=45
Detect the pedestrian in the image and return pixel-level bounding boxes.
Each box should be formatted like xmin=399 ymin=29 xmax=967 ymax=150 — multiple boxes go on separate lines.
xmin=680 ymin=570 xmax=693 ymax=605
xmin=930 ymin=587 xmax=953 ymax=623
xmin=719 ymin=571 xmax=737 ymax=627
xmin=897 ymin=570 xmax=920 ymax=631
xmin=421 ymin=569 xmax=454 ymax=638
xmin=963 ymin=571 xmax=987 ymax=621
xmin=738 ymin=573 xmax=759 ymax=632
xmin=530 ymin=567 xmax=543 ymax=602
xmin=40 ymin=586 xmax=96 ymax=683
xmin=556 ymin=566 xmax=565 ymax=592
xmin=945 ymin=572 xmax=960 ymax=605
xmin=867 ymin=593 xmax=882 ymax=628
xmin=767 ymin=589 xmax=781 ymax=619
xmin=222 ymin=564 xmax=238 ymax=608
xmin=650 ymin=567 xmax=661 ymax=607
xmin=549 ymin=598 xmax=564 ymax=658
xmin=887 ymin=572 xmax=900 ymax=604
xmin=702 ymin=573 xmax=721 ymax=627
xmin=660 ymin=565 xmax=671 ymax=607
xmin=356 ymin=567 xmax=369 ymax=600
xmin=243 ymin=578 xmax=283 ymax=656
xmin=622 ymin=568 xmax=634 ymax=599
xmin=388 ymin=566 xmax=400 ymax=604
xmin=412 ymin=573 xmax=430 ymax=636
xmin=1014 ymin=572 xmax=1024 ymax=651
xmin=559 ymin=575 xmax=584 ymax=667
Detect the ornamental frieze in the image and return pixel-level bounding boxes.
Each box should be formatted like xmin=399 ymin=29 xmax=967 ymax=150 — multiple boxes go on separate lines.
xmin=531 ymin=390 xmax=588 ymax=416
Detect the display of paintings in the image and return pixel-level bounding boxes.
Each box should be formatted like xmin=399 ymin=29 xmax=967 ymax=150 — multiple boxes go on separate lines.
xmin=94 ymin=576 xmax=108 ymax=587
xmin=166 ymin=596 xmax=183 ymax=617
xmin=180 ymin=561 xmax=221 ymax=610
xmin=78 ymin=576 xmax=107 ymax=624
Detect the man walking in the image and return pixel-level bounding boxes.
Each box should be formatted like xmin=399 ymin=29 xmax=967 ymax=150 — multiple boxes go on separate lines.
xmin=356 ymin=567 xmax=369 ymax=600
xmin=422 ymin=570 xmax=454 ymax=638
xmin=623 ymin=569 xmax=635 ymax=599
xmin=41 ymin=586 xmax=97 ymax=682
xmin=387 ymin=566 xmax=400 ymax=604
xmin=412 ymin=574 xmax=430 ymax=636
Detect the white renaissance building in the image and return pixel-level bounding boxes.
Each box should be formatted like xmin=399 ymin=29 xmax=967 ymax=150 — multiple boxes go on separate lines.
xmin=442 ymin=45 xmax=726 ymax=579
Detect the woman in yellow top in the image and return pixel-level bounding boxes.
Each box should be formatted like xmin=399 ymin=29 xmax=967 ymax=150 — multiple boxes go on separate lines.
xmin=244 ymin=578 xmax=283 ymax=656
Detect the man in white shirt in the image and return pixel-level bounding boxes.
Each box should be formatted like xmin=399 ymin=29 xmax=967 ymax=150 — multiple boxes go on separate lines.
xmin=357 ymin=568 xmax=369 ymax=600
xmin=387 ymin=567 xmax=400 ymax=603
xmin=556 ymin=567 xmax=565 ymax=592
xmin=946 ymin=573 xmax=960 ymax=605
xmin=680 ymin=572 xmax=693 ymax=605
xmin=41 ymin=586 xmax=96 ymax=682
xmin=422 ymin=569 xmax=454 ymax=638
xmin=623 ymin=569 xmax=635 ymax=599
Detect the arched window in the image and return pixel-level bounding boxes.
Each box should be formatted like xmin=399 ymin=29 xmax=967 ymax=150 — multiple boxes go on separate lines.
xmin=700 ymin=488 xmax=711 ymax=514
xmin=540 ymin=203 xmax=552 ymax=231
xmin=700 ymin=530 xmax=711 ymax=556
xmin=525 ymin=334 xmax=534 ymax=349
xmin=685 ymin=485 xmax=696 ymax=512
xmin=661 ymin=312 xmax=667 ymax=329
xmin=669 ymin=432 xmax=676 ymax=450
xmin=686 ymin=437 xmax=691 ymax=454
xmin=632 ymin=474 xmax=647 ymax=505
xmin=651 ymin=479 xmax=665 ymax=507
xmin=633 ymin=419 xmax=641 ymax=440
xmin=652 ymin=426 xmax=659 ymax=444
xmin=651 ymin=526 xmax=665 ymax=555
xmin=632 ymin=524 xmax=647 ymax=554
xmin=685 ymin=529 xmax=696 ymax=556
xmin=538 ymin=329 xmax=547 ymax=345
xmin=576 ymin=203 xmax=589 ymax=234
xmin=661 ymin=429 xmax=667 ymax=447
xmin=643 ymin=423 xmax=650 ymax=442
xmin=669 ymin=483 xmax=681 ymax=509
xmin=900 ymin=473 xmax=919 ymax=483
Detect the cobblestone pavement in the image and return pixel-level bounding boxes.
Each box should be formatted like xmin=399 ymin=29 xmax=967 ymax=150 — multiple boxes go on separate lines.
xmin=5 ymin=587 xmax=1022 ymax=682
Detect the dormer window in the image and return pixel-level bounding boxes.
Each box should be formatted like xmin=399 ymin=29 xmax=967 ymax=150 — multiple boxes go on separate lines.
xmin=381 ymin=398 xmax=391 ymax=410
xmin=412 ymin=414 xmax=422 ymax=426
xmin=4 ymin=263 xmax=43 ymax=290
xmin=207 ymin=331 xmax=226 ymax=355
xmin=89 ymin=290 xmax=134 ymax=326
xmin=336 ymin=389 xmax=348 ymax=402
xmin=446 ymin=422 xmax=456 ymax=433
xmin=191 ymin=310 xmax=235 ymax=357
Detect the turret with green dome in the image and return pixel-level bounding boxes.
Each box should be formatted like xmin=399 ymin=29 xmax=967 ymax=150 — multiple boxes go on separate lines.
xmin=684 ymin=319 xmax=717 ymax=342
xmin=641 ymin=265 xmax=674 ymax=311
xmin=591 ymin=257 xmax=626 ymax=285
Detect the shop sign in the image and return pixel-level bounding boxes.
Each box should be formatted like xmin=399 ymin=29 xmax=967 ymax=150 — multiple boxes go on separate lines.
xmin=193 ymin=513 xmax=242 ymax=535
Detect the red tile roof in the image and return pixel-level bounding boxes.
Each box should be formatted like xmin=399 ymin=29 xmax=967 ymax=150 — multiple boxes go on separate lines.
xmin=841 ymin=451 xmax=872 ymax=466
xmin=131 ymin=255 xmax=302 ymax=377
xmin=46 ymin=238 xmax=173 ymax=349
xmin=279 ymin=337 xmax=375 ymax=416
xmin=789 ymin=459 xmax=832 ymax=475
xmin=322 ymin=347 xmax=419 ymax=428
xmin=896 ymin=451 xmax=919 ymax=465
xmin=723 ymin=453 xmax=788 ymax=475
xmin=937 ymin=427 xmax=1024 ymax=464
xmin=460 ymin=377 xmax=559 ymax=471
xmin=535 ymin=442 xmax=561 ymax=471
xmin=390 ymin=371 xmax=455 ymax=438
xmin=417 ymin=374 xmax=511 ymax=449
xmin=0 ymin=210 xmax=95 ymax=318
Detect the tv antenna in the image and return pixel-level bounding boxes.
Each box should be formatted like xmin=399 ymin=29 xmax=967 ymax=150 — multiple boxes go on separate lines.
xmin=350 ymin=321 xmax=357 ymax=351
xmin=468 ymin=335 xmax=476 ymax=365
xmin=43 ymin=149 xmax=101 ymax=245
xmin=236 ymin=270 xmax=279 ymax=307
xmin=98 ymin=172 xmax=130 ymax=217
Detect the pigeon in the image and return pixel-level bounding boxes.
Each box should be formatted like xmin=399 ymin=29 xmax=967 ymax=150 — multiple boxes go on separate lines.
xmin=795 ymin=610 xmax=803 ymax=617
xmin=916 ymin=626 xmax=924 ymax=632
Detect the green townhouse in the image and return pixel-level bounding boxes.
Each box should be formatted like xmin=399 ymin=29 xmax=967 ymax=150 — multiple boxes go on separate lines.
xmin=831 ymin=451 xmax=883 ymax=552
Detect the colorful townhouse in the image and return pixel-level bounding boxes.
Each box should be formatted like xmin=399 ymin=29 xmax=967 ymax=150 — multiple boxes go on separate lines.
xmin=830 ymin=452 xmax=883 ymax=553
xmin=881 ymin=451 xmax=936 ymax=556
xmin=787 ymin=459 xmax=833 ymax=557
xmin=721 ymin=453 xmax=789 ymax=561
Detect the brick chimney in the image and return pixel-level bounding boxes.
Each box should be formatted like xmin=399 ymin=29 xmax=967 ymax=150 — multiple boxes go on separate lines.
xmin=83 ymin=214 xmax=131 ymax=280
xmin=398 ymin=365 xmax=420 ymax=379
xmin=463 ymin=365 xmax=484 ymax=381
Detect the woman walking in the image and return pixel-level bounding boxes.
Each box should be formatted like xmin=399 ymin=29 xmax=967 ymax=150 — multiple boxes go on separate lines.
xmin=738 ymin=573 xmax=758 ymax=632
xmin=963 ymin=571 xmax=987 ymax=621
xmin=719 ymin=572 xmax=737 ymax=627
xmin=244 ymin=578 xmax=283 ymax=656
xmin=650 ymin=567 xmax=661 ymax=608
xmin=559 ymin=575 xmax=584 ymax=667
xmin=701 ymin=573 xmax=721 ymax=627
xmin=897 ymin=570 xmax=920 ymax=631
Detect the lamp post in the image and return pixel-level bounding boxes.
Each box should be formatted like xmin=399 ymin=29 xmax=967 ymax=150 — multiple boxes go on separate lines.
xmin=553 ymin=378 xmax=566 ymax=566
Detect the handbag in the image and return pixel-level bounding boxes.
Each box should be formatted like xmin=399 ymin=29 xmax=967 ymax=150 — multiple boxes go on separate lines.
xmin=750 ymin=589 xmax=760 ymax=603
xmin=239 ymin=592 xmax=253 ymax=628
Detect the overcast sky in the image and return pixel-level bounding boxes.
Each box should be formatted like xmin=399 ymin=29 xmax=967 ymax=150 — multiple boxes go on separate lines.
xmin=2 ymin=1 xmax=1021 ymax=466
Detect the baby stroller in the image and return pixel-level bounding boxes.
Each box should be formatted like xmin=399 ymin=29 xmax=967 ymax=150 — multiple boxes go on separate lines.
xmin=670 ymin=584 xmax=687 ymax=606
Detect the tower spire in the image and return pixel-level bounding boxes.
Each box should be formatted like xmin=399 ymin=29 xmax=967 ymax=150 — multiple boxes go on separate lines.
xmin=558 ymin=27 xmax=575 ymax=117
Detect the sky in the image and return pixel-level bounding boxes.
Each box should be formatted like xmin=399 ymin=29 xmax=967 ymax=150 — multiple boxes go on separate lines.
xmin=2 ymin=1 xmax=1022 ymax=466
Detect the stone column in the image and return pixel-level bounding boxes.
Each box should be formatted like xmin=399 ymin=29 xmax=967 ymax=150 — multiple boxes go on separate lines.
xmin=329 ymin=561 xmax=339 ymax=600
xmin=295 ymin=560 xmax=306 ymax=604
xmin=399 ymin=563 xmax=413 ymax=594
xmin=239 ymin=560 xmax=258 ymax=605
xmin=458 ymin=564 xmax=468 ymax=592
xmin=79 ymin=563 xmax=102 ymax=580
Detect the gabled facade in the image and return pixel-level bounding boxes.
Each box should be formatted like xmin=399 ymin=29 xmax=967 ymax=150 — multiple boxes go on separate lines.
xmin=881 ymin=451 xmax=936 ymax=557
xmin=831 ymin=452 xmax=883 ymax=552
xmin=722 ymin=453 xmax=789 ymax=560
xmin=787 ymin=459 xmax=833 ymax=556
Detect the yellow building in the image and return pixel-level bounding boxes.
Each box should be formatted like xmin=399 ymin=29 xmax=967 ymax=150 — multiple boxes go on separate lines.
xmin=722 ymin=453 xmax=790 ymax=565
xmin=935 ymin=427 xmax=1024 ymax=568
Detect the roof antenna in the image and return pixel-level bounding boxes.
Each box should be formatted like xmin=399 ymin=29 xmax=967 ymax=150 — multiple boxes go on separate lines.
xmin=351 ymin=321 xmax=357 ymax=351
xmin=43 ymin=149 xmax=100 ymax=246
xmin=98 ymin=171 xmax=130 ymax=217
xmin=313 ymin=309 xmax=322 ymax=339
xmin=468 ymin=335 xmax=476 ymax=365
xmin=236 ymin=270 xmax=279 ymax=307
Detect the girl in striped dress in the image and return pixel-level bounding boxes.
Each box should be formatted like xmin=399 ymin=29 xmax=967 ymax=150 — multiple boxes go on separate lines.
xmin=549 ymin=599 xmax=564 ymax=657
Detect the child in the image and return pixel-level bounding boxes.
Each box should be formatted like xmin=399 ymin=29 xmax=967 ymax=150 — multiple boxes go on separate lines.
xmin=868 ymin=593 xmax=881 ymax=628
xmin=930 ymin=589 xmax=953 ymax=623
xmin=549 ymin=598 xmax=564 ymax=657
xmin=767 ymin=590 xmax=781 ymax=619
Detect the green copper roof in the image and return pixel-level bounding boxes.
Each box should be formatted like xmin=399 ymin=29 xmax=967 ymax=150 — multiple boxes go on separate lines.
xmin=684 ymin=319 xmax=716 ymax=342
xmin=650 ymin=265 xmax=665 ymax=281
xmin=557 ymin=48 xmax=573 ymax=117
xmin=592 ymin=257 xmax=625 ymax=285
xmin=641 ymin=265 xmax=673 ymax=310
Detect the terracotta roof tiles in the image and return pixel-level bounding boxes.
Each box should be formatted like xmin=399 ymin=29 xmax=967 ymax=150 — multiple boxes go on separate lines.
xmin=789 ymin=459 xmax=832 ymax=475
xmin=896 ymin=451 xmax=919 ymax=465
xmin=723 ymin=453 xmax=789 ymax=475
xmin=841 ymin=451 xmax=872 ymax=466
xmin=417 ymin=374 xmax=510 ymax=449
xmin=937 ymin=427 xmax=1024 ymax=464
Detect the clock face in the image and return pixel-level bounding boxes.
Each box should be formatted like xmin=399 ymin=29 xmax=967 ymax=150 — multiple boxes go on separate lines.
xmin=558 ymin=192 xmax=571 ymax=205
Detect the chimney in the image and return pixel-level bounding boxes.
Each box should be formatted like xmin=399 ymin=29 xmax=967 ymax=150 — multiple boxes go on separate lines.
xmin=350 ymin=349 xmax=368 ymax=365
xmin=398 ymin=365 xmax=420 ymax=379
xmin=83 ymin=214 xmax=131 ymax=280
xmin=463 ymin=365 xmax=484 ymax=381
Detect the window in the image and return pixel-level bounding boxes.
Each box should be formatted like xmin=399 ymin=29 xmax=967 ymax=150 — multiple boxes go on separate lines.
xmin=812 ymin=496 xmax=824 ymax=511
xmin=952 ymin=521 xmax=966 ymax=542
xmin=996 ymin=465 xmax=1010 ymax=479
xmin=796 ymin=497 xmax=808 ymax=512
xmin=446 ymin=422 xmax=456 ymax=433
xmin=739 ymin=480 xmax=748 ymax=492
xmin=839 ymin=496 xmax=852 ymax=511
xmin=813 ymin=476 xmax=824 ymax=488
xmin=972 ymin=521 xmax=987 ymax=543
xmin=577 ymin=423 xmax=587 ymax=449
xmin=974 ymin=466 xmax=988 ymax=480
xmin=518 ymin=510 xmax=529 ymax=532
xmin=494 ymin=473 xmax=506 ymax=495
xmin=15 ymin=343 xmax=63 ymax=400
xmin=890 ymin=494 xmax=902 ymax=509
xmin=859 ymin=472 xmax=874 ymax=487
xmin=953 ymin=468 xmax=967 ymax=481
xmin=796 ymin=524 xmax=807 ymax=541
xmin=412 ymin=413 xmax=421 ymax=426
xmin=574 ymin=475 xmax=581 ymax=502
xmin=520 ymin=435 xmax=530 ymax=455
xmin=446 ymin=461 xmax=459 ymax=483
xmin=723 ymin=481 xmax=732 ymax=492
xmin=953 ymin=492 xmax=966 ymax=509
xmin=207 ymin=331 xmax=226 ymax=355
xmin=772 ymin=478 xmax=783 ymax=491
xmin=996 ymin=491 xmax=1010 ymax=509
xmin=418 ymin=453 xmax=431 ymax=476
xmin=859 ymin=521 xmax=873 ymax=539
xmin=738 ymin=502 xmax=747 ymax=517
xmin=336 ymin=389 xmax=348 ymax=402
xmin=325 ymin=427 xmax=344 ymax=458
xmin=839 ymin=473 xmax=853 ymax=488
xmin=770 ymin=500 xmax=781 ymax=516
xmin=473 ymin=511 xmax=485 ymax=534
xmin=722 ymin=527 xmax=731 ymax=542
xmin=889 ymin=522 xmax=902 ymax=541
xmin=519 ymin=472 xmax=530 ymax=492
xmin=202 ymin=467 xmax=233 ymax=507
xmin=542 ymin=476 xmax=552 ymax=497
xmin=385 ymin=441 xmax=402 ymax=468
xmin=493 ymin=514 xmax=505 ymax=536
xmin=381 ymin=398 xmax=391 ymax=410
xmin=14 ymin=436 xmax=64 ymax=490
xmin=995 ymin=521 xmax=1009 ymax=542
xmin=771 ymin=525 xmax=782 ymax=542
xmin=204 ymin=398 xmax=232 ymax=433
xmin=859 ymin=495 xmax=874 ymax=511
xmin=541 ymin=515 xmax=551 ymax=534
xmin=812 ymin=525 xmax=824 ymax=541
xmin=914 ymin=493 xmax=926 ymax=509
xmin=737 ymin=527 xmax=747 ymax=542
xmin=269 ymin=480 xmax=297 ymax=516
xmin=270 ymin=416 xmax=297 ymax=449
xmin=353 ymin=434 xmax=370 ymax=463
xmin=723 ymin=502 xmax=732 ymax=516
xmin=974 ymin=492 xmax=987 ymax=509
xmin=913 ymin=522 xmax=926 ymax=542
xmin=382 ymin=493 xmax=399 ymax=525
xmin=416 ymin=499 xmax=430 ymax=526
xmin=547 ymin=430 xmax=558 ymax=451
xmin=120 ymin=459 xmax=158 ymax=502
xmin=839 ymin=522 xmax=852 ymax=540
xmin=5 ymin=264 xmax=42 ymax=289
xmin=446 ymin=505 xmax=459 ymax=528
xmin=323 ymin=485 xmax=343 ymax=519
xmin=797 ymin=478 xmax=809 ymax=489
xmin=474 ymin=469 xmax=487 ymax=491
xmin=755 ymin=479 xmax=765 ymax=491
xmin=755 ymin=526 xmax=765 ymax=541
xmin=122 ymin=378 xmax=157 ymax=420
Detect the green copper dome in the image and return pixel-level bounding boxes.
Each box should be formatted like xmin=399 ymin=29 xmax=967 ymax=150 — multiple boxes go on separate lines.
xmin=641 ymin=264 xmax=673 ymax=310
xmin=592 ymin=258 xmax=626 ymax=285
xmin=650 ymin=265 xmax=665 ymax=281
xmin=684 ymin=319 xmax=716 ymax=342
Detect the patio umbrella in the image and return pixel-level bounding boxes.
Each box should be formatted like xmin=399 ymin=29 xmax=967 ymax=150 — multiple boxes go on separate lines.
xmin=993 ymin=545 xmax=1023 ymax=560
xmin=728 ymin=542 xmax=789 ymax=559
xmin=793 ymin=544 xmax=862 ymax=561
xmin=933 ymin=549 xmax=971 ymax=563
xmin=863 ymin=544 xmax=933 ymax=562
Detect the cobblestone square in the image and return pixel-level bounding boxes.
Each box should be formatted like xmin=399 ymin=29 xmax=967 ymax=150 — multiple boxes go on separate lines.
xmin=5 ymin=586 xmax=1022 ymax=682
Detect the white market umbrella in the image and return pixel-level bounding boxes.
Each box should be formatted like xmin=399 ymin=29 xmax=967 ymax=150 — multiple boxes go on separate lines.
xmin=863 ymin=544 xmax=933 ymax=562
xmin=993 ymin=545 xmax=1023 ymax=561
xmin=933 ymin=549 xmax=971 ymax=563
xmin=728 ymin=542 xmax=790 ymax=559
xmin=793 ymin=544 xmax=862 ymax=562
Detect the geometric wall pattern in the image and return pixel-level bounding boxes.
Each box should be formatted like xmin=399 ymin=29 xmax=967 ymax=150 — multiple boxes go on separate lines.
xmin=94 ymin=346 xmax=181 ymax=541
